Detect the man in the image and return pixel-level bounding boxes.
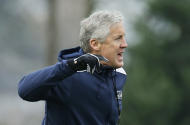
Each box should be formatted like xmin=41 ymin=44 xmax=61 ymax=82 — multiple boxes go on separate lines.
xmin=18 ymin=10 xmax=128 ymax=125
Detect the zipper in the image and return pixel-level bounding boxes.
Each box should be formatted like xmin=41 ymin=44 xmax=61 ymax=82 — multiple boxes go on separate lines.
xmin=112 ymin=69 xmax=120 ymax=125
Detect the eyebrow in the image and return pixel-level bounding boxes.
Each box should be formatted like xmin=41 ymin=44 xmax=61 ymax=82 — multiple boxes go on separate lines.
xmin=113 ymin=33 xmax=126 ymax=38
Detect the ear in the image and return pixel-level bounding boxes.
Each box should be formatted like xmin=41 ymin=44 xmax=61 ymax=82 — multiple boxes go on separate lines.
xmin=89 ymin=39 xmax=101 ymax=51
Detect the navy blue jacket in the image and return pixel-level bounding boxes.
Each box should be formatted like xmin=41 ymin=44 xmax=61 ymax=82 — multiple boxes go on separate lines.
xmin=18 ymin=47 xmax=127 ymax=125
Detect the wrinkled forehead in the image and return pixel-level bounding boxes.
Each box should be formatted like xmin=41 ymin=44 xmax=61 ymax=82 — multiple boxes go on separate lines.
xmin=109 ymin=22 xmax=126 ymax=35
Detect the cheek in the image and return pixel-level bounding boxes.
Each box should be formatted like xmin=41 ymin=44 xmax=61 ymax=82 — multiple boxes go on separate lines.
xmin=102 ymin=49 xmax=117 ymax=63
xmin=102 ymin=46 xmax=115 ymax=56
xmin=102 ymin=44 xmax=117 ymax=57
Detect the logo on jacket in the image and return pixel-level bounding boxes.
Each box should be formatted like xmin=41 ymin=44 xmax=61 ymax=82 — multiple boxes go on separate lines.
xmin=117 ymin=90 xmax=122 ymax=100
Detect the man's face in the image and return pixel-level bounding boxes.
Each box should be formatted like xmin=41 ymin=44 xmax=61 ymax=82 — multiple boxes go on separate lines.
xmin=99 ymin=22 xmax=128 ymax=68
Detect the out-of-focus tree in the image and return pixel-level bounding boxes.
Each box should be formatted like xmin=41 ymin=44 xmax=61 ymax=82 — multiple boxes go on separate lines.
xmin=46 ymin=0 xmax=93 ymax=65
xmin=120 ymin=0 xmax=190 ymax=125
xmin=46 ymin=0 xmax=58 ymax=65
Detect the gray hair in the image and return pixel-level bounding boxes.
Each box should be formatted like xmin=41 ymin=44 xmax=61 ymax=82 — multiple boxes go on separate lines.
xmin=80 ymin=10 xmax=124 ymax=53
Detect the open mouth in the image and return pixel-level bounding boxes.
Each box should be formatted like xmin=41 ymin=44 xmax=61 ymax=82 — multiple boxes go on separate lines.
xmin=117 ymin=52 xmax=124 ymax=61
xmin=117 ymin=52 xmax=123 ymax=56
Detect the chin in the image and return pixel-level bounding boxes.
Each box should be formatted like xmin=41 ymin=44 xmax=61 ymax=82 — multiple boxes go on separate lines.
xmin=114 ymin=62 xmax=124 ymax=68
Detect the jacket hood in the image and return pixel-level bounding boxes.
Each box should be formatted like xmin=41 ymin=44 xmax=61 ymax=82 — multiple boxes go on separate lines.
xmin=58 ymin=46 xmax=84 ymax=62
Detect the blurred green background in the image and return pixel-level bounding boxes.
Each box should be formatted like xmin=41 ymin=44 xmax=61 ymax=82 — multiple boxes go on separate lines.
xmin=0 ymin=0 xmax=189 ymax=125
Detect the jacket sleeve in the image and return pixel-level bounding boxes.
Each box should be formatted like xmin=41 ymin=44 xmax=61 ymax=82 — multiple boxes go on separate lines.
xmin=18 ymin=60 xmax=75 ymax=102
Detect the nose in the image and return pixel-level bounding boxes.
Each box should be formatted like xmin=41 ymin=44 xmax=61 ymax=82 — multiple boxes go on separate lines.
xmin=120 ymin=38 xmax=128 ymax=48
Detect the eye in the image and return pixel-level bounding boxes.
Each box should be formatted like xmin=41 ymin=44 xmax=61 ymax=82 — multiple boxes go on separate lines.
xmin=115 ymin=35 xmax=122 ymax=40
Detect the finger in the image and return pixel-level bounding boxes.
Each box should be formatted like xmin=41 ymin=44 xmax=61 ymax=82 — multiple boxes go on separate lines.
xmin=91 ymin=66 xmax=96 ymax=74
xmin=86 ymin=64 xmax=90 ymax=73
